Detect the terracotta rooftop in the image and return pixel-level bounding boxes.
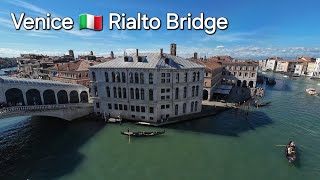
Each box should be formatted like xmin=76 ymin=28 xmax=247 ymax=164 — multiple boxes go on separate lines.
xmin=49 ymin=60 xmax=99 ymax=71
xmin=189 ymin=58 xmax=222 ymax=70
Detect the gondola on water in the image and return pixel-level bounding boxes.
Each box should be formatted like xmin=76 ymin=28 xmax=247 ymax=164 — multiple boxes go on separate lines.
xmin=285 ymin=141 xmax=296 ymax=163
xmin=121 ymin=130 xmax=165 ymax=137
xmin=254 ymin=101 xmax=271 ymax=107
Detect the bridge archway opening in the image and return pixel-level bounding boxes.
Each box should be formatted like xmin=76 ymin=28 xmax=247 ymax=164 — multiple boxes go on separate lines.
xmin=5 ymin=88 xmax=25 ymax=106
xmin=80 ymin=91 xmax=89 ymax=103
xmin=43 ymin=89 xmax=56 ymax=105
xmin=26 ymin=89 xmax=42 ymax=105
xmin=57 ymin=90 xmax=68 ymax=104
xmin=70 ymin=90 xmax=79 ymax=103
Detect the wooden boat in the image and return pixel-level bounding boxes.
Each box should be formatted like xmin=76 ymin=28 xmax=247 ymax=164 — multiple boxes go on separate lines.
xmin=266 ymin=78 xmax=276 ymax=85
xmin=121 ymin=130 xmax=165 ymax=137
xmin=285 ymin=141 xmax=296 ymax=163
xmin=254 ymin=101 xmax=271 ymax=107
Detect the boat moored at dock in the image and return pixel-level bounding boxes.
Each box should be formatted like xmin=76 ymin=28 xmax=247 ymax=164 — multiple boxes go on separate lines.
xmin=121 ymin=130 xmax=165 ymax=137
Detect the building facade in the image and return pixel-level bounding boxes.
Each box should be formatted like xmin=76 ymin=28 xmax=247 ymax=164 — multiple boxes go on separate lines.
xmin=275 ymin=61 xmax=289 ymax=72
xmin=221 ymin=62 xmax=258 ymax=88
xmin=89 ymin=48 xmax=205 ymax=123
xmin=313 ymin=58 xmax=320 ymax=79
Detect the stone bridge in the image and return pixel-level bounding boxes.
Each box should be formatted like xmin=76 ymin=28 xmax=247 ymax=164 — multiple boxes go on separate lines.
xmin=0 ymin=104 xmax=93 ymax=121
xmin=0 ymin=76 xmax=93 ymax=120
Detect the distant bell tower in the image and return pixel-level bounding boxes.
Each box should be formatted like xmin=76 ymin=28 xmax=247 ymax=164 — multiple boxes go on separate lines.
xmin=194 ymin=52 xmax=198 ymax=59
xmin=69 ymin=50 xmax=74 ymax=58
xmin=170 ymin=43 xmax=176 ymax=56
xmin=90 ymin=51 xmax=93 ymax=55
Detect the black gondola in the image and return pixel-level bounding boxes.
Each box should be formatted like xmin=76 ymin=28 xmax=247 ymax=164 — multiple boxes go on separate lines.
xmin=266 ymin=78 xmax=276 ymax=85
xmin=285 ymin=141 xmax=296 ymax=163
xmin=254 ymin=101 xmax=271 ymax=107
xmin=121 ymin=131 xmax=165 ymax=137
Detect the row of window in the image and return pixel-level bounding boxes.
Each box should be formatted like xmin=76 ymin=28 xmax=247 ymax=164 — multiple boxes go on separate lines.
xmin=91 ymin=71 xmax=201 ymax=83
xmin=174 ymin=101 xmax=199 ymax=115
xmin=103 ymin=102 xmax=199 ymax=115
xmin=223 ymin=71 xmax=256 ymax=77
xmin=103 ymin=86 xmax=200 ymax=100
xmin=107 ymin=103 xmax=154 ymax=114
xmin=225 ymin=66 xmax=256 ymax=71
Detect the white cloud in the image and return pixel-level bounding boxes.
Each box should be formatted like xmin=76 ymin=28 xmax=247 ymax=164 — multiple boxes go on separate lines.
xmin=1 ymin=44 xmax=320 ymax=59
xmin=216 ymin=45 xmax=224 ymax=49
xmin=7 ymin=0 xmax=47 ymax=15
xmin=201 ymin=32 xmax=255 ymax=42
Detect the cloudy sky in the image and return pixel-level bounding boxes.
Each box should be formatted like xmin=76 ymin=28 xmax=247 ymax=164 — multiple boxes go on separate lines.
xmin=0 ymin=0 xmax=320 ymax=59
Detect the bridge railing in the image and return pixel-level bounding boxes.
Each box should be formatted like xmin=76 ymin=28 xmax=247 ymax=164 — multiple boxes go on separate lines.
xmin=0 ymin=103 xmax=93 ymax=116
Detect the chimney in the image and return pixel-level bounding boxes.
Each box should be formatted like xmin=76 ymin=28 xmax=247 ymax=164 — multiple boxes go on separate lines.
xmin=90 ymin=51 xmax=93 ymax=55
xmin=136 ymin=49 xmax=139 ymax=57
xmin=194 ymin=52 xmax=198 ymax=59
xmin=110 ymin=51 xmax=114 ymax=58
xmin=170 ymin=43 xmax=176 ymax=56
xmin=160 ymin=48 xmax=163 ymax=57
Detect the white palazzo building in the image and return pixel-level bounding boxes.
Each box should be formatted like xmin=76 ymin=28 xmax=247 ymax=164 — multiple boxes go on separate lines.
xmin=89 ymin=46 xmax=204 ymax=124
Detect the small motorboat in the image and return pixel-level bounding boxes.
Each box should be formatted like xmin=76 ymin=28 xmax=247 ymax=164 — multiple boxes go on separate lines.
xmin=285 ymin=141 xmax=296 ymax=163
xmin=107 ymin=117 xmax=122 ymax=123
xmin=121 ymin=130 xmax=165 ymax=137
xmin=306 ymin=88 xmax=318 ymax=96
xmin=283 ymin=75 xmax=289 ymax=78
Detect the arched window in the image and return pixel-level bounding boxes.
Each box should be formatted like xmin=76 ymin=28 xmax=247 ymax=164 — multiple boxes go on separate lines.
xmin=176 ymin=73 xmax=179 ymax=83
xmin=113 ymin=87 xmax=117 ymax=98
xmin=192 ymin=86 xmax=195 ymax=97
xmin=183 ymin=103 xmax=186 ymax=113
xmin=141 ymin=88 xmax=145 ymax=100
xmin=183 ymin=87 xmax=187 ymax=98
xmin=112 ymin=72 xmax=116 ymax=82
xmin=5 ymin=88 xmax=25 ymax=106
xmin=149 ymin=73 xmax=153 ymax=84
xmin=91 ymin=72 xmax=96 ymax=81
xmin=193 ymin=72 xmax=196 ymax=82
xmin=94 ymin=86 xmax=98 ymax=97
xmin=129 ymin=72 xmax=133 ymax=83
xmin=196 ymin=86 xmax=199 ymax=96
xmin=118 ymin=87 xmax=122 ymax=98
xmin=122 ymin=72 xmax=126 ymax=83
xmin=140 ymin=73 xmax=144 ymax=84
xmin=197 ymin=72 xmax=200 ymax=81
xmin=106 ymin=86 xmax=110 ymax=97
xmin=123 ymin=88 xmax=127 ymax=99
xmin=135 ymin=72 xmax=139 ymax=83
xmin=175 ymin=88 xmax=179 ymax=99
xmin=149 ymin=89 xmax=153 ymax=101
xmin=184 ymin=72 xmax=188 ymax=82
xmin=191 ymin=102 xmax=194 ymax=112
xmin=105 ymin=72 xmax=109 ymax=82
xmin=175 ymin=104 xmax=178 ymax=115
xmin=130 ymin=88 xmax=134 ymax=99
xmin=135 ymin=88 xmax=140 ymax=99
xmin=116 ymin=72 xmax=121 ymax=82
xmin=195 ymin=101 xmax=198 ymax=111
